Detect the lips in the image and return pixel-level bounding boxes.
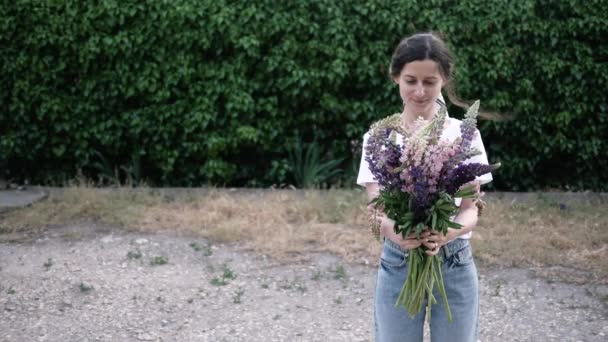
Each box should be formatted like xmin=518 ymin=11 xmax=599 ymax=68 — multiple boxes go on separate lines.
xmin=411 ymin=100 xmax=428 ymax=106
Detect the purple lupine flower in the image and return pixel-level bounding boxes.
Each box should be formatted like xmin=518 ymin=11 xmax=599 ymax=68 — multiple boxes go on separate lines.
xmin=443 ymin=162 xmax=499 ymax=195
xmin=407 ymin=165 xmax=436 ymax=222
xmin=365 ymin=129 xmax=403 ymax=191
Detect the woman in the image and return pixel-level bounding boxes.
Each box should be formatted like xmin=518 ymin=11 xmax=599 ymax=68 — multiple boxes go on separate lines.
xmin=356 ymin=33 xmax=493 ymax=342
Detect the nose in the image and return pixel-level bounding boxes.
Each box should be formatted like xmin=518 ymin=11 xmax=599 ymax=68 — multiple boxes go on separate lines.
xmin=414 ymin=85 xmax=424 ymax=97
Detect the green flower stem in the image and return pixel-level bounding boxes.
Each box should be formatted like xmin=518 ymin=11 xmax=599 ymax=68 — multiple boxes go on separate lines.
xmin=434 ymin=255 xmax=452 ymax=323
xmin=395 ymin=249 xmax=453 ymax=323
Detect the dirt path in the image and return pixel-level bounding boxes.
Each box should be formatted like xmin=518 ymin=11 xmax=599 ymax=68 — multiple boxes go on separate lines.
xmin=0 ymin=224 xmax=606 ymax=342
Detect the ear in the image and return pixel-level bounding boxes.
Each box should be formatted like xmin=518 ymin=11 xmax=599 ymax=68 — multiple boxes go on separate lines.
xmin=393 ymin=75 xmax=400 ymax=84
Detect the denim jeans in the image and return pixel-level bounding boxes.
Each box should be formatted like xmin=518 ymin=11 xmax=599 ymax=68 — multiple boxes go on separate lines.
xmin=375 ymin=237 xmax=479 ymax=342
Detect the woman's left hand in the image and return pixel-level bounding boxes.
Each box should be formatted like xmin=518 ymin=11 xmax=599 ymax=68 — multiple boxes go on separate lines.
xmin=421 ymin=229 xmax=452 ymax=256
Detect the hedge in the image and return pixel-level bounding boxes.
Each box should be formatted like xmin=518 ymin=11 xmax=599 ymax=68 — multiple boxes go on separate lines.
xmin=1 ymin=0 xmax=607 ymax=190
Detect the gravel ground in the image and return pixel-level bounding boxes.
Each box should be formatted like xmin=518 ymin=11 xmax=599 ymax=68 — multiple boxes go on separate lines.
xmin=0 ymin=224 xmax=606 ymax=342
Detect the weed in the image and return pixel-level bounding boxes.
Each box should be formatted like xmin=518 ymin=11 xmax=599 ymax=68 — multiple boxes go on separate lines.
xmin=7 ymin=286 xmax=15 ymax=294
xmin=191 ymin=242 xmax=213 ymax=256
xmin=210 ymin=264 xmax=236 ymax=286
xmin=150 ymin=256 xmax=169 ymax=265
xmin=233 ymin=288 xmax=245 ymax=304
xmin=43 ymin=258 xmax=53 ymax=271
xmin=127 ymin=250 xmax=142 ymax=260
xmin=189 ymin=242 xmax=202 ymax=252
xmin=222 ymin=264 xmax=236 ymax=280
xmin=311 ymin=270 xmax=322 ymax=281
xmin=79 ymin=282 xmax=94 ymax=293
xmin=334 ymin=297 xmax=343 ymax=305
xmin=332 ymin=264 xmax=346 ymax=281
xmin=210 ymin=277 xmax=228 ymax=286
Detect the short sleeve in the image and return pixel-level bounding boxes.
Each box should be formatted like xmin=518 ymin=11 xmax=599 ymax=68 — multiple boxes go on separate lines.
xmin=464 ymin=129 xmax=493 ymax=186
xmin=356 ymin=132 xmax=377 ymax=187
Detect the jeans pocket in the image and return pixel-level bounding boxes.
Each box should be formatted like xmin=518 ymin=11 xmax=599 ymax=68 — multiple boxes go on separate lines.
xmin=380 ymin=243 xmax=408 ymax=268
xmin=453 ymin=245 xmax=474 ymax=267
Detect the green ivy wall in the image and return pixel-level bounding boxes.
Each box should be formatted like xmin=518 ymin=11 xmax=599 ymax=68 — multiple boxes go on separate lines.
xmin=1 ymin=0 xmax=606 ymax=190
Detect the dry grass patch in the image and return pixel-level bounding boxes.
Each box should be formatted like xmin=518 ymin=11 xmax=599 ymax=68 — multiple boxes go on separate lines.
xmin=1 ymin=187 xmax=607 ymax=281
xmin=473 ymin=195 xmax=608 ymax=282
xmin=130 ymin=189 xmax=378 ymax=263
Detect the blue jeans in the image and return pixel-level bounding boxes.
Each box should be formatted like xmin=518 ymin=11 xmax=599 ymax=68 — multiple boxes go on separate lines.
xmin=375 ymin=237 xmax=479 ymax=342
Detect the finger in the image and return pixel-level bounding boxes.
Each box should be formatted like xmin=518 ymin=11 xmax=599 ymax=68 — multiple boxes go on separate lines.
xmin=425 ymin=248 xmax=440 ymax=256
xmin=401 ymin=240 xmax=421 ymax=250
xmin=421 ymin=240 xmax=437 ymax=250
xmin=425 ymin=235 xmax=441 ymax=243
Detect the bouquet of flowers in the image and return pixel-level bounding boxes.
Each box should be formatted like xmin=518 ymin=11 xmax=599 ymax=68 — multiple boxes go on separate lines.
xmin=366 ymin=100 xmax=500 ymax=322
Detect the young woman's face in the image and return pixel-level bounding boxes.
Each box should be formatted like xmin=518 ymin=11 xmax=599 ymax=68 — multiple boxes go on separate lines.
xmin=394 ymin=59 xmax=445 ymax=116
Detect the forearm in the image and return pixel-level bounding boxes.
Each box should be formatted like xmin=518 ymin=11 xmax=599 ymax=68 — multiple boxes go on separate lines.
xmin=447 ymin=206 xmax=478 ymax=240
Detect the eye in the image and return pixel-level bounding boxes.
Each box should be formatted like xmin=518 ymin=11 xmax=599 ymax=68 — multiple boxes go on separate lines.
xmin=424 ymin=81 xmax=437 ymax=86
xmin=405 ymin=80 xmax=417 ymax=85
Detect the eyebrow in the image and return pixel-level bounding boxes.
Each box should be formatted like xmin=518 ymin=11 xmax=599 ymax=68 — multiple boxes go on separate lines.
xmin=404 ymin=75 xmax=439 ymax=80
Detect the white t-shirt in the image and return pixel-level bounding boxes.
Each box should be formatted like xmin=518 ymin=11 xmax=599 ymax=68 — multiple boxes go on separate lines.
xmin=356 ymin=114 xmax=493 ymax=240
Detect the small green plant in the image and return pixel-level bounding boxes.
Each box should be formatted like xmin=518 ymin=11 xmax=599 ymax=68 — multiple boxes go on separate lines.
xmin=79 ymin=282 xmax=94 ymax=293
xmin=127 ymin=250 xmax=142 ymax=260
xmin=7 ymin=286 xmax=15 ymax=294
xmin=311 ymin=270 xmax=322 ymax=281
xmin=189 ymin=242 xmax=202 ymax=252
xmin=332 ymin=264 xmax=346 ymax=280
xmin=288 ymin=139 xmax=344 ymax=189
xmin=233 ymin=288 xmax=245 ymax=304
xmin=221 ymin=264 xmax=236 ymax=280
xmin=150 ymin=255 xmax=169 ymax=265
xmin=43 ymin=258 xmax=54 ymax=271
xmin=334 ymin=296 xmax=343 ymax=305
xmin=210 ymin=264 xmax=236 ymax=286
xmin=190 ymin=242 xmax=213 ymax=256
xmin=210 ymin=276 xmax=228 ymax=286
